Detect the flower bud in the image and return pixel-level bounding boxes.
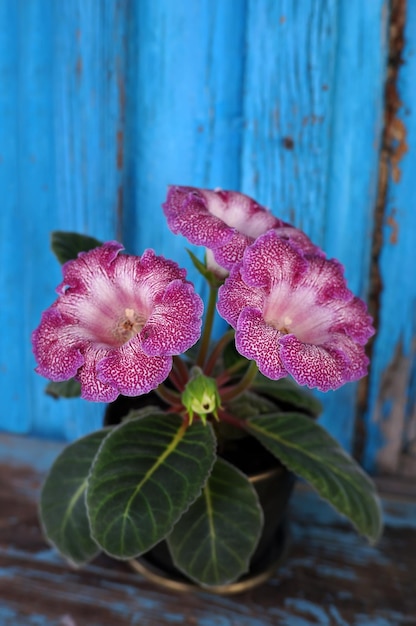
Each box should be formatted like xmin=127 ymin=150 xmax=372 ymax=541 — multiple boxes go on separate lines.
xmin=182 ymin=367 xmax=221 ymax=425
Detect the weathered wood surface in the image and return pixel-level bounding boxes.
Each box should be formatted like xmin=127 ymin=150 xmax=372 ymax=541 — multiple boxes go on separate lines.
xmin=4 ymin=0 xmax=413 ymax=468
xmin=0 ymin=434 xmax=415 ymax=626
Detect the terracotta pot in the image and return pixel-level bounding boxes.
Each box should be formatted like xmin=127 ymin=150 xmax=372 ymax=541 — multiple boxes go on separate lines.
xmin=103 ymin=395 xmax=296 ymax=594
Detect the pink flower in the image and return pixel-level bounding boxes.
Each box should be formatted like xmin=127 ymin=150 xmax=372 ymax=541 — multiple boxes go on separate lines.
xmin=217 ymin=231 xmax=374 ymax=392
xmin=32 ymin=243 xmax=203 ymax=402
xmin=163 ymin=186 xmax=322 ymax=274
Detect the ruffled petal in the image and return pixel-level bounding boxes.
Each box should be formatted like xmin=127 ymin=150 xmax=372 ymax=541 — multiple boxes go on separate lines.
xmin=297 ymin=255 xmax=352 ymax=303
xmin=141 ymin=280 xmax=203 ymax=356
xmin=279 ymin=335 xmax=352 ymax=391
xmin=163 ymin=186 xmax=233 ymax=247
xmin=76 ymin=346 xmax=119 ymax=402
xmin=32 ymin=307 xmax=85 ymax=381
xmin=235 ymin=308 xmax=287 ymax=380
xmin=58 ymin=241 xmax=124 ymax=295
xmin=163 ymin=186 xmax=285 ymax=272
xmin=242 ymin=231 xmax=308 ymax=289
xmin=97 ymin=337 xmax=172 ymax=396
xmin=328 ymin=297 xmax=375 ymax=344
xmin=274 ymin=225 xmax=325 ymax=258
xmin=217 ymin=265 xmax=264 ymax=327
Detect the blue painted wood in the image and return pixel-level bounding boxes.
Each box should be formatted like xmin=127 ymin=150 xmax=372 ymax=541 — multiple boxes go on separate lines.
xmin=123 ymin=0 xmax=246 ymax=278
xmin=240 ymin=0 xmax=387 ymax=451
xmin=1 ymin=0 xmax=415 ymax=476
xmin=1 ymin=433 xmax=415 ymax=625
xmin=364 ymin=1 xmax=416 ymax=476
xmin=0 ymin=1 xmax=127 ymax=440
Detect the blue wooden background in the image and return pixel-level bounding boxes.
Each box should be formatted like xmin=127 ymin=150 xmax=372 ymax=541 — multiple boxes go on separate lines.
xmin=0 ymin=0 xmax=415 ymax=477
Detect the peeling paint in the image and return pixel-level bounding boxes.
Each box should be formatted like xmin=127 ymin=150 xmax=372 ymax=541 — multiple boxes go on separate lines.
xmin=384 ymin=0 xmax=407 ymax=182
xmin=354 ymin=0 xmax=407 ymax=461
xmin=116 ymin=130 xmax=124 ymax=170
xmin=385 ymin=208 xmax=399 ymax=244
xmin=374 ymin=342 xmax=410 ymax=473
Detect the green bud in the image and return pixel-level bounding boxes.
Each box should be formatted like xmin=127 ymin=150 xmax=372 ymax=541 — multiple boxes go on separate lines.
xmin=181 ymin=367 xmax=221 ymax=425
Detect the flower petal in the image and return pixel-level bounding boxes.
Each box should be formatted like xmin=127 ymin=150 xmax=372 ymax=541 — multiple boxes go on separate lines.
xmin=274 ymin=225 xmax=325 ymax=258
xmin=279 ymin=334 xmax=368 ymax=392
xmin=297 ymin=255 xmax=352 ymax=303
xmin=58 ymin=241 xmax=124 ymax=295
xmin=242 ymin=231 xmax=308 ymax=289
xmin=141 ymin=280 xmax=203 ymax=356
xmin=76 ymin=346 xmax=119 ymax=402
xmin=32 ymin=307 xmax=85 ymax=381
xmin=97 ymin=337 xmax=172 ymax=396
xmin=163 ymin=186 xmax=285 ymax=272
xmin=328 ymin=297 xmax=375 ymax=344
xmin=217 ymin=265 xmax=264 ymax=327
xmin=235 ymin=308 xmax=287 ymax=380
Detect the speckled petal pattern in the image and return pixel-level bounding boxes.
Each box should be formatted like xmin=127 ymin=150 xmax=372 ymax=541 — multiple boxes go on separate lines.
xmin=32 ymin=242 xmax=203 ymax=401
xmin=235 ymin=308 xmax=287 ymax=380
xmin=97 ymin=337 xmax=172 ymax=397
xmin=32 ymin=306 xmax=85 ymax=381
xmin=163 ymin=186 xmax=285 ymax=272
xmin=217 ymin=231 xmax=375 ymax=391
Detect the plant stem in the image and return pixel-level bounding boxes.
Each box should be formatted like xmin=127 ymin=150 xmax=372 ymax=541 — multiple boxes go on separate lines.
xmin=173 ymin=355 xmax=189 ymax=386
xmin=216 ymin=358 xmax=249 ymax=386
xmin=204 ymin=328 xmax=235 ymax=375
xmin=196 ymin=284 xmax=218 ymax=368
xmin=217 ymin=408 xmax=247 ymax=431
xmin=219 ymin=360 xmax=259 ymax=402
xmin=155 ymin=383 xmax=181 ymax=406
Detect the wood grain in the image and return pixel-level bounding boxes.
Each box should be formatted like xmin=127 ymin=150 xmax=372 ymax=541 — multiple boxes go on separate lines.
xmin=0 ymin=434 xmax=415 ymax=625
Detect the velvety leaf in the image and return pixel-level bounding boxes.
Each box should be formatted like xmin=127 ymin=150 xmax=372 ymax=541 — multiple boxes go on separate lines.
xmin=252 ymin=373 xmax=322 ymax=417
xmin=46 ymin=379 xmax=81 ymax=399
xmin=86 ymin=413 xmax=216 ymax=559
xmin=51 ymin=231 xmax=103 ymax=264
xmin=226 ymin=390 xmax=277 ymax=420
xmin=247 ymin=413 xmax=382 ymax=543
xmin=168 ymin=458 xmax=263 ymax=587
xmin=39 ymin=429 xmax=108 ymax=565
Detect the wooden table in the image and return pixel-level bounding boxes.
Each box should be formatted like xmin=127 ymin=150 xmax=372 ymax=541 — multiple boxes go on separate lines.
xmin=0 ymin=433 xmax=415 ymax=626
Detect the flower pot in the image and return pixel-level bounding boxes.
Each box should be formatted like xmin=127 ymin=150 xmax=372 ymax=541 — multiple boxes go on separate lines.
xmin=104 ymin=396 xmax=296 ymax=594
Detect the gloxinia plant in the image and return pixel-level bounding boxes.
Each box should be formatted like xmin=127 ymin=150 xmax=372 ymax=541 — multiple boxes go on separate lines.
xmin=33 ymin=186 xmax=382 ymax=589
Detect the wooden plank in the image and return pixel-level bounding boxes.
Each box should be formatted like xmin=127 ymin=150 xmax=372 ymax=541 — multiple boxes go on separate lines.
xmin=0 ymin=0 xmax=247 ymax=441
xmin=364 ymin=0 xmax=416 ymax=477
xmin=0 ymin=1 xmax=127 ymax=440
xmin=0 ymin=433 xmax=415 ymax=625
xmin=240 ymin=0 xmax=387 ymax=452
xmin=124 ymin=0 xmax=246 ymax=286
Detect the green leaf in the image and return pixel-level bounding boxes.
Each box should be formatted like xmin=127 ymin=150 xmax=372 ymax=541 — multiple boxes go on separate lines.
xmin=51 ymin=231 xmax=103 ymax=264
xmin=45 ymin=379 xmax=81 ymax=399
xmin=167 ymin=458 xmax=263 ymax=587
xmin=252 ymin=373 xmax=322 ymax=417
xmin=39 ymin=429 xmax=109 ymax=565
xmin=226 ymin=390 xmax=278 ymax=420
xmin=247 ymin=413 xmax=383 ymax=543
xmin=86 ymin=413 xmax=216 ymax=559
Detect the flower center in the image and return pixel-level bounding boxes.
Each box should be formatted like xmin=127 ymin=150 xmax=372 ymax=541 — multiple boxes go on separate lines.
xmin=278 ymin=315 xmax=293 ymax=335
xmin=113 ymin=308 xmax=145 ymax=345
